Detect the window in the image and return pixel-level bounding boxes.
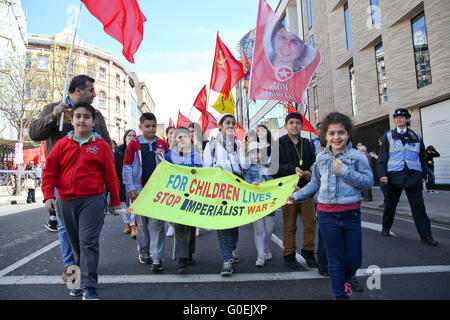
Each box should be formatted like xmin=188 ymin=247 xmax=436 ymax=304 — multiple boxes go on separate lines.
xmin=37 ymin=83 xmax=48 ymax=100
xmin=99 ymin=91 xmax=106 ymax=108
xmin=115 ymin=97 xmax=120 ymax=112
xmin=99 ymin=67 xmax=106 ymax=81
xmin=309 ymin=35 xmax=314 ymax=48
xmin=344 ymin=3 xmax=352 ymax=49
xmin=370 ymin=0 xmax=381 ymax=28
xmin=116 ymin=74 xmax=121 ymax=88
xmin=25 ymin=54 xmax=32 ymax=70
xmin=306 ymin=0 xmax=313 ymax=29
xmin=38 ymin=56 xmax=48 ymax=71
xmin=349 ymin=64 xmax=357 ymax=115
xmin=375 ymin=42 xmax=387 ymax=104
xmin=411 ymin=12 xmax=432 ymax=88
xmin=87 ymin=64 xmax=95 ymax=78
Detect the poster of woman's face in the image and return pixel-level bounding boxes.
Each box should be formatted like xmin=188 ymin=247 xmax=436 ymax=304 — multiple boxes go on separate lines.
xmin=263 ymin=16 xmax=317 ymax=74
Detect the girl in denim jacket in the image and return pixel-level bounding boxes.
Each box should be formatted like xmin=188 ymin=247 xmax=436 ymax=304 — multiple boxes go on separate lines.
xmin=289 ymin=112 xmax=373 ymax=300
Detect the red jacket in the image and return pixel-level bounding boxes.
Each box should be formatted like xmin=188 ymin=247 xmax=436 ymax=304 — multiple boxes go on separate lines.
xmin=42 ymin=133 xmax=120 ymax=206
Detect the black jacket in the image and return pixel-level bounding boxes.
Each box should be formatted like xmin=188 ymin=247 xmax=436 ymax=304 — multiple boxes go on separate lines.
xmin=377 ymin=128 xmax=427 ymax=188
xmin=274 ymin=134 xmax=316 ymax=188
xmin=114 ymin=144 xmax=127 ymax=202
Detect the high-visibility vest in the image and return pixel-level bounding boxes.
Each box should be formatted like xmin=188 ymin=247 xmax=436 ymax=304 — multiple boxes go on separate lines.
xmin=386 ymin=130 xmax=422 ymax=172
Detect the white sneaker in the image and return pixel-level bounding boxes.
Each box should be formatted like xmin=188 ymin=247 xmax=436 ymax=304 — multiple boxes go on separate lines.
xmin=255 ymin=257 xmax=265 ymax=267
xmin=166 ymin=225 xmax=174 ymax=237
xmin=264 ymin=248 xmax=272 ymax=260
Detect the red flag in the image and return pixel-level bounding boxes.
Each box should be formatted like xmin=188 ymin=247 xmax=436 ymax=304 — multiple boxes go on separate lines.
xmin=287 ymin=104 xmax=318 ymax=136
xmin=210 ymin=33 xmax=244 ymax=98
xmin=193 ymin=85 xmax=207 ymax=114
xmin=168 ymin=118 xmax=175 ymax=128
xmin=81 ymin=0 xmax=147 ymax=63
xmin=176 ymin=111 xmax=192 ymax=128
xmin=198 ymin=111 xmax=217 ymax=138
xmin=249 ymin=0 xmax=321 ymax=103
xmin=234 ymin=123 xmax=246 ymax=142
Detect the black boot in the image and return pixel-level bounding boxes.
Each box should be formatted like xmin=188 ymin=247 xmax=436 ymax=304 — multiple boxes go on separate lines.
xmin=381 ymin=228 xmax=391 ymax=237
xmin=283 ymin=253 xmax=305 ymax=270
xmin=301 ymin=249 xmax=319 ymax=268
xmin=347 ymin=276 xmax=364 ymax=293
xmin=421 ymin=237 xmax=439 ymax=247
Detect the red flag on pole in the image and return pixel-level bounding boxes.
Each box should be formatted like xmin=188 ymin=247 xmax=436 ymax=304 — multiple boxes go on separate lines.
xmin=249 ymin=0 xmax=321 ymax=103
xmin=287 ymin=104 xmax=318 ymax=136
xmin=81 ymin=0 xmax=147 ymax=63
xmin=234 ymin=123 xmax=246 ymax=142
xmin=176 ymin=111 xmax=192 ymax=128
xmin=198 ymin=111 xmax=217 ymax=138
xmin=168 ymin=118 xmax=175 ymax=128
xmin=210 ymin=33 xmax=244 ymax=98
xmin=193 ymin=85 xmax=207 ymax=114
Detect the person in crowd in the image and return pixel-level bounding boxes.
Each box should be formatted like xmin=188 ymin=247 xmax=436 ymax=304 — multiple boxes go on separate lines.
xmin=165 ymin=127 xmax=203 ymax=273
xmin=256 ymin=124 xmax=273 ymax=166
xmin=274 ymin=112 xmax=318 ymax=270
xmin=123 ymin=113 xmax=169 ymax=270
xmin=25 ymin=162 xmax=36 ymax=203
xmin=203 ymin=113 xmax=245 ymax=276
xmin=244 ymin=129 xmax=258 ymax=156
xmin=425 ymin=145 xmax=440 ymax=194
xmin=114 ymin=129 xmax=137 ymax=238
xmin=165 ymin=127 xmax=176 ymax=237
xmin=243 ymin=141 xmax=274 ymax=267
xmin=311 ymin=122 xmax=324 ymax=156
xmin=370 ymin=136 xmax=388 ymax=208
xmin=29 ymin=74 xmax=112 ymax=282
xmin=288 ymin=112 xmax=373 ymax=300
xmin=34 ymin=163 xmax=42 ymax=188
xmin=378 ymin=108 xmax=438 ymax=247
xmin=42 ymin=102 xmax=121 ymax=300
xmin=188 ymin=122 xmax=210 ymax=236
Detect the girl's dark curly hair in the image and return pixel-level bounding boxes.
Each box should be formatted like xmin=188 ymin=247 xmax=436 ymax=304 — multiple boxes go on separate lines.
xmin=319 ymin=112 xmax=354 ymax=147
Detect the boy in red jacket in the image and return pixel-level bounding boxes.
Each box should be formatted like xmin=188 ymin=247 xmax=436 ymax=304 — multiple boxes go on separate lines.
xmin=42 ymin=102 xmax=121 ymax=300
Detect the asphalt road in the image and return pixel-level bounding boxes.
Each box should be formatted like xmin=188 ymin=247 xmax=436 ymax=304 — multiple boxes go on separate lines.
xmin=0 ymin=202 xmax=449 ymax=303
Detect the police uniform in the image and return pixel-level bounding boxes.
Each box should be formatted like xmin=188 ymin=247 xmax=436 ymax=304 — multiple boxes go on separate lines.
xmin=377 ymin=109 xmax=438 ymax=246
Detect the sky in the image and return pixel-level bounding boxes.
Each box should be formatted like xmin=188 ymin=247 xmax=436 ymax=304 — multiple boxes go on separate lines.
xmin=24 ymin=0 xmax=280 ymax=127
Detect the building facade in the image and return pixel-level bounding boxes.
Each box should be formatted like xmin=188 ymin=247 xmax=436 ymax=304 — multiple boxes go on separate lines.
xmin=237 ymin=0 xmax=450 ymax=186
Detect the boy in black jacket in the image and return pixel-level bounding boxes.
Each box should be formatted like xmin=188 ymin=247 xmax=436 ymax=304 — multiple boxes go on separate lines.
xmin=275 ymin=112 xmax=318 ymax=269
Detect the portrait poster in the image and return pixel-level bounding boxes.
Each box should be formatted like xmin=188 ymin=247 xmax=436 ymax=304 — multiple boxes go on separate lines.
xmin=249 ymin=0 xmax=321 ymax=103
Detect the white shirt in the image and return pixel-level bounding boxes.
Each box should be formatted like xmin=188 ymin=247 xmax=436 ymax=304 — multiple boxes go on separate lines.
xmin=396 ymin=127 xmax=407 ymax=134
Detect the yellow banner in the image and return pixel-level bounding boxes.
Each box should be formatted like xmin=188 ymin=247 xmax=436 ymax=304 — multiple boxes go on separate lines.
xmin=127 ymin=161 xmax=299 ymax=230
xmin=211 ymin=91 xmax=236 ymax=115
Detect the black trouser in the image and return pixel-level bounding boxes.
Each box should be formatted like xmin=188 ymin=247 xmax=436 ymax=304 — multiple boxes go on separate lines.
xmin=382 ymin=185 xmax=432 ymax=239
xmin=380 ymin=182 xmax=388 ymax=205
xmin=27 ymin=189 xmax=35 ymax=203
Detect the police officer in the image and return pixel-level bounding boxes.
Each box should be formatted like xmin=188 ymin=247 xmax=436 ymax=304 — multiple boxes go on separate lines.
xmin=377 ymin=108 xmax=438 ymax=246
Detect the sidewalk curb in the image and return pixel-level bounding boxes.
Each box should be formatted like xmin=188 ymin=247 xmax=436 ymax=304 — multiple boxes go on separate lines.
xmin=361 ymin=205 xmax=450 ymax=226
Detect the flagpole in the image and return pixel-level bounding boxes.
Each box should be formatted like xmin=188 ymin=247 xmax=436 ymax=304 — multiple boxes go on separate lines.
xmin=59 ymin=1 xmax=83 ymax=131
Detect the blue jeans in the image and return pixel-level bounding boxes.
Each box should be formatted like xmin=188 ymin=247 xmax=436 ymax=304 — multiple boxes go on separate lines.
xmin=55 ymin=189 xmax=75 ymax=267
xmin=425 ymin=166 xmax=435 ymax=190
xmin=217 ymin=227 xmax=239 ymax=262
xmin=317 ymin=209 xmax=362 ymax=300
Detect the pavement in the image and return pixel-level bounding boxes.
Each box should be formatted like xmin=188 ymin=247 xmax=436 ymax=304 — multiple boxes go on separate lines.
xmin=1 ymin=185 xmax=449 ymax=225
xmin=360 ymin=186 xmax=450 ymax=226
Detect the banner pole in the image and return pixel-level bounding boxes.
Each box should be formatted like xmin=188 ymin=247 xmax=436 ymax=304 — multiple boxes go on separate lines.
xmin=59 ymin=1 xmax=83 ymax=131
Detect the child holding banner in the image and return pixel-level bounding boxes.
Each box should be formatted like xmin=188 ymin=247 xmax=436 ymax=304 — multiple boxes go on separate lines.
xmin=166 ymin=127 xmax=203 ymax=273
xmin=243 ymin=141 xmax=274 ymax=267
xmin=288 ymin=112 xmax=373 ymax=300
xmin=123 ymin=113 xmax=168 ymax=271
xmin=203 ymin=113 xmax=245 ymax=276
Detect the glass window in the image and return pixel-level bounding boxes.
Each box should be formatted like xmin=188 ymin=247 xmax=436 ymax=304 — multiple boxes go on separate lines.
xmin=116 ymin=74 xmax=121 ymax=88
xmin=370 ymin=0 xmax=381 ymax=27
xmin=349 ymin=64 xmax=357 ymax=115
xmin=25 ymin=54 xmax=32 ymax=69
xmin=99 ymin=67 xmax=106 ymax=81
xmin=38 ymin=56 xmax=48 ymax=71
xmin=306 ymin=0 xmax=313 ymax=29
xmin=309 ymin=35 xmax=314 ymax=48
xmin=116 ymin=97 xmax=120 ymax=112
xmin=411 ymin=12 xmax=432 ymax=88
xmin=99 ymin=91 xmax=106 ymax=108
xmin=87 ymin=64 xmax=95 ymax=78
xmin=375 ymin=42 xmax=387 ymax=104
xmin=344 ymin=3 xmax=352 ymax=49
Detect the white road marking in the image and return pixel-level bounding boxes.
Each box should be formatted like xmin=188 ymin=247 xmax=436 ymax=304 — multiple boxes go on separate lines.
xmin=361 ymin=221 xmax=396 ymax=236
xmin=1 ymin=265 xmax=450 ymax=285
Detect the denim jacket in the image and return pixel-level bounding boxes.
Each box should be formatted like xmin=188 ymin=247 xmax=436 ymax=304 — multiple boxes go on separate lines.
xmin=293 ymin=142 xmax=374 ymax=204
